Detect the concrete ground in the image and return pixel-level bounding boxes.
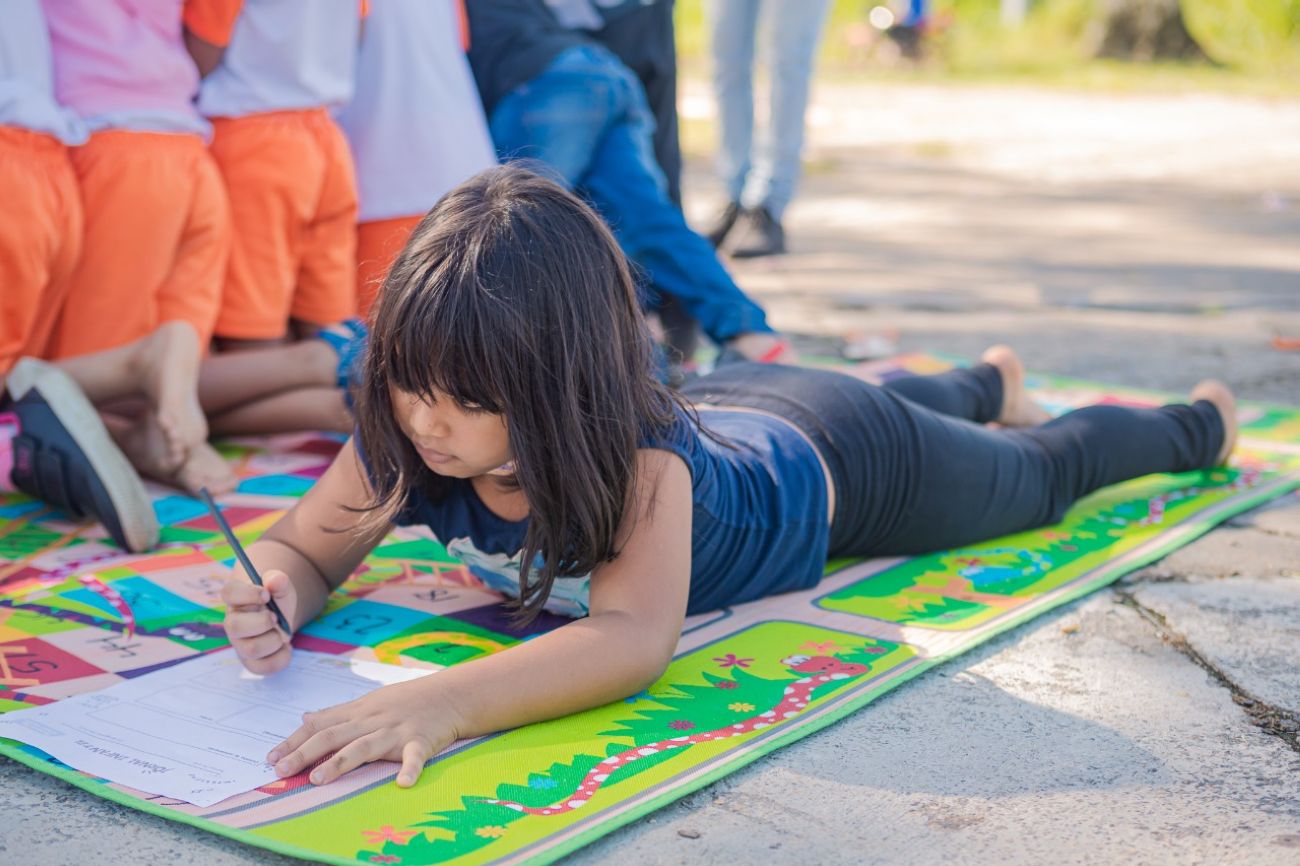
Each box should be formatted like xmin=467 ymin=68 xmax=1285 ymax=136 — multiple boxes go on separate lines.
xmin=3 ymin=81 xmax=1298 ymax=865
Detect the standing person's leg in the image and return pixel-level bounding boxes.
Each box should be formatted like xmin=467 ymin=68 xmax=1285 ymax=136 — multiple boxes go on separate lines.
xmin=488 ymin=46 xmax=620 ymax=186
xmin=51 ymin=132 xmax=183 ymax=358
xmin=491 ymin=46 xmax=782 ymax=356
xmin=290 ymin=113 xmax=359 ymax=338
xmin=0 ymin=128 xmax=82 ymax=376
xmin=731 ymin=0 xmax=831 ymax=258
xmin=356 ymin=215 xmax=423 ymax=318
xmin=705 ymin=0 xmax=760 ymax=246
xmin=50 ymin=131 xmax=232 ymax=492
xmin=209 ymin=113 xmax=317 ymax=349
xmin=576 ymin=51 xmax=778 ymax=350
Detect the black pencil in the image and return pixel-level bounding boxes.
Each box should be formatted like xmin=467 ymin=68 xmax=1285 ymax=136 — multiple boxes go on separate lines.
xmin=199 ymin=487 xmax=293 ymax=635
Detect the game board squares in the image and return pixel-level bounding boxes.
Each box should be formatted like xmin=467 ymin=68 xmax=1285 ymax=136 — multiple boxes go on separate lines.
xmin=30 ymin=540 xmax=127 ymax=572
xmin=446 ymin=602 xmax=572 ymax=639
xmin=289 ymin=437 xmax=344 ymax=458
xmin=236 ymin=474 xmax=315 ymax=498
xmin=129 ymin=549 xmax=216 ymax=576
xmin=62 ymin=577 xmax=204 ymax=625
xmin=42 ymin=628 xmax=199 ymax=674
xmin=117 ymin=654 xmax=207 ymax=680
xmin=0 ymin=499 xmax=45 ymax=519
xmin=17 ymin=671 xmax=124 ymax=701
xmin=361 ymin=584 xmax=502 ymax=615
xmin=139 ymin=611 xmax=228 ymax=651
xmin=0 ymin=606 xmax=81 ymax=640
xmin=178 ymin=506 xmax=274 ymax=534
xmin=292 ymin=633 xmax=356 ymax=655
xmin=0 ymin=636 xmax=108 ymax=688
xmin=151 ymin=565 xmax=229 ymax=609
xmin=152 ymin=496 xmax=211 ymax=527
xmin=300 ymin=599 xmax=440 ymax=647
xmin=0 ymin=564 xmax=57 ymax=590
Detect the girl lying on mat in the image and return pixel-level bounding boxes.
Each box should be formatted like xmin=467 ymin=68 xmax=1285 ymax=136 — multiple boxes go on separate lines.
xmin=221 ymin=164 xmax=1237 ymax=789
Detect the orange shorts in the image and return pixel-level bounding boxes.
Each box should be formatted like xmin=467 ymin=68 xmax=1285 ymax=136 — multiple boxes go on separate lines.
xmin=50 ymin=130 xmax=229 ymax=359
xmin=355 ymin=214 xmax=422 ymax=318
xmin=0 ymin=127 xmax=82 ymax=375
xmin=209 ymin=110 xmax=358 ymax=339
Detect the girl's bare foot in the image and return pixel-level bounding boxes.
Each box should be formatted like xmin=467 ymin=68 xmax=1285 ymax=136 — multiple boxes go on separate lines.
xmin=1190 ymin=379 xmax=1238 ymax=466
xmin=981 ymin=344 xmax=1052 ymax=427
xmin=133 ymin=321 xmax=209 ymax=463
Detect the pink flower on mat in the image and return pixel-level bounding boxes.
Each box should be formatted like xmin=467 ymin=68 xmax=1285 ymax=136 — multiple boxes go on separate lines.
xmin=956 ymin=557 xmax=984 ymax=567
xmin=369 ymin=856 xmax=401 ymax=865
xmin=713 ymin=653 xmax=752 ymax=669
xmin=361 ymin=825 xmax=417 ymax=846
xmin=668 ymin=720 xmax=696 ymax=731
xmin=801 ymin=640 xmax=841 ymax=654
xmin=863 ymin=645 xmax=888 ymax=654
xmin=713 ymin=680 xmax=739 ymax=690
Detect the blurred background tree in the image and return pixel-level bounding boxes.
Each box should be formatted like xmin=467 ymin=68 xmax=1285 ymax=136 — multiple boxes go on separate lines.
xmin=675 ymin=0 xmax=1300 ymax=91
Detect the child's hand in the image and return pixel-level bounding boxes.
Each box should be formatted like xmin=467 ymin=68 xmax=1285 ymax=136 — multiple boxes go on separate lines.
xmin=221 ymin=570 xmax=296 ymax=675
xmin=267 ymin=677 xmax=462 ymax=788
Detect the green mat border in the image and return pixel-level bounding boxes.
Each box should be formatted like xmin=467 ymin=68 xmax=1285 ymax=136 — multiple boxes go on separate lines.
xmin=4 ymin=466 xmax=1294 ymax=866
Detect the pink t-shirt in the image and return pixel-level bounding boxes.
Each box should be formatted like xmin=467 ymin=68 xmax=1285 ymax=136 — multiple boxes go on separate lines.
xmin=41 ymin=0 xmax=207 ymax=136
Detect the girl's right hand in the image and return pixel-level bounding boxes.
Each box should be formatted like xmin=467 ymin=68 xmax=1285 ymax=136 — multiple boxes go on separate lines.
xmin=222 ymin=570 xmax=297 ymax=675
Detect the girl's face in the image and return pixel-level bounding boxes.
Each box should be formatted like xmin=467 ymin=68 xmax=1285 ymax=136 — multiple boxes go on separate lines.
xmin=389 ymin=385 xmax=511 ymax=478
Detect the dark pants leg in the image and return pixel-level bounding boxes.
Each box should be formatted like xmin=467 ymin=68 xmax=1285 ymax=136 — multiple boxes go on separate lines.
xmin=685 ymin=363 xmax=1224 ymax=557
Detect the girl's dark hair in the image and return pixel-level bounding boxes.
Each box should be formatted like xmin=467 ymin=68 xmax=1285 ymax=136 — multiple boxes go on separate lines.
xmin=355 ymin=164 xmax=681 ymax=622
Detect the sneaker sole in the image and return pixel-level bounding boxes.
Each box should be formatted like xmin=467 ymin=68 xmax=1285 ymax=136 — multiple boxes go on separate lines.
xmin=7 ymin=358 xmax=160 ymax=553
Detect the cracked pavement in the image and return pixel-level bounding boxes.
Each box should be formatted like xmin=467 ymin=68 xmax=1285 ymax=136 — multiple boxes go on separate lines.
xmin=3 ymin=81 xmax=1298 ymax=865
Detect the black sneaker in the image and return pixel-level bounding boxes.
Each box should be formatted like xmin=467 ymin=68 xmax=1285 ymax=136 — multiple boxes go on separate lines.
xmin=730 ymin=207 xmax=787 ymax=258
xmin=704 ymin=201 xmax=743 ymax=248
xmin=4 ymin=358 xmax=159 ymax=552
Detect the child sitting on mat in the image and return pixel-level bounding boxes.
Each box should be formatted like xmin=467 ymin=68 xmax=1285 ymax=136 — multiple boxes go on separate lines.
xmin=221 ymin=165 xmax=1237 ymax=789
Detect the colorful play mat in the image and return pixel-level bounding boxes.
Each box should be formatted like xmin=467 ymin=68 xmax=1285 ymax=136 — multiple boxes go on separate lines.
xmin=2 ymin=355 xmax=1297 ymax=866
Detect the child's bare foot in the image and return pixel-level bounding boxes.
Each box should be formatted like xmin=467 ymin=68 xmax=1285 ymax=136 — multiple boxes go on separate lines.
xmin=176 ymin=442 xmax=238 ymax=495
xmin=112 ymin=411 xmax=185 ymax=479
xmin=1190 ymin=379 xmax=1237 ymax=466
xmin=981 ymin=344 xmax=1052 ymax=427
xmin=115 ymin=414 xmax=236 ymax=495
xmin=132 ymin=321 xmax=208 ymax=462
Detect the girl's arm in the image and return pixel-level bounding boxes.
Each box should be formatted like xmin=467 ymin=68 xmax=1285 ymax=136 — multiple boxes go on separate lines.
xmin=222 ymin=439 xmax=392 ymax=673
xmin=267 ymin=449 xmax=693 ymax=787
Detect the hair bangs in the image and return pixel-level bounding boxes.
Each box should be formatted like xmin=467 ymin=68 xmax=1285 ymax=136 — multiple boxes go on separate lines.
xmin=383 ymin=256 xmax=511 ymax=415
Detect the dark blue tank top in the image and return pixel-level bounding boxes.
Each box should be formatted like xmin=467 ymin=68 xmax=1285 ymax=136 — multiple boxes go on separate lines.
xmin=381 ymin=406 xmax=830 ymax=617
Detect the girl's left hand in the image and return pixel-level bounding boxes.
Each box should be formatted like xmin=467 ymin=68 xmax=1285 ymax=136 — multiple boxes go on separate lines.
xmin=267 ymin=677 xmax=463 ymax=788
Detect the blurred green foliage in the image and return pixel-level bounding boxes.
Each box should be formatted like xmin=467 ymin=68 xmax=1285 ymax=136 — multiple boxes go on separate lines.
xmin=676 ymin=0 xmax=1300 ymax=91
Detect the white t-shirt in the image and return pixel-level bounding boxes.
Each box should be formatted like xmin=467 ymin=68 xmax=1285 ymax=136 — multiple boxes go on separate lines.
xmin=0 ymin=0 xmax=87 ymax=144
xmin=334 ymin=0 xmax=496 ymax=223
xmin=196 ymin=0 xmax=361 ymax=118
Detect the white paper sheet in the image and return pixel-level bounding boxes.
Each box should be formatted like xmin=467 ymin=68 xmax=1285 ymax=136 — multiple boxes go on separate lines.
xmin=0 ymin=649 xmax=433 ymax=806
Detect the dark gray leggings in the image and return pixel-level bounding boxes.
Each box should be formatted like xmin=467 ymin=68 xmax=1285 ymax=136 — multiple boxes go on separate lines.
xmin=682 ymin=363 xmax=1224 ymax=557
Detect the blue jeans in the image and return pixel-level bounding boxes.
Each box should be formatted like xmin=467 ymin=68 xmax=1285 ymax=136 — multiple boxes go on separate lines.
xmin=709 ymin=0 xmax=831 ymax=220
xmin=489 ymin=45 xmax=772 ymax=344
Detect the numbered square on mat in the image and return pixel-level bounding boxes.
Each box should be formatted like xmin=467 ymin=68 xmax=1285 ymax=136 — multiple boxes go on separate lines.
xmin=300 ymin=599 xmax=441 ymax=647
xmin=0 ymin=637 xmax=108 ymax=688
xmin=42 ymin=628 xmax=199 ymax=674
